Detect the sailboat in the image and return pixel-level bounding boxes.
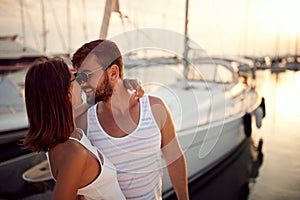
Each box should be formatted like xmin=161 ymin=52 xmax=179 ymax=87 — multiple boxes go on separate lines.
xmin=115 ymin=0 xmax=266 ymax=197
xmin=18 ymin=0 xmax=266 ymax=198
xmin=0 ymin=35 xmax=46 ymax=144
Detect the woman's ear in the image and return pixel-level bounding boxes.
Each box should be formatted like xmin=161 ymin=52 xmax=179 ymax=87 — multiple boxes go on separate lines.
xmin=71 ymin=81 xmax=83 ymax=107
xmin=68 ymin=89 xmax=73 ymax=103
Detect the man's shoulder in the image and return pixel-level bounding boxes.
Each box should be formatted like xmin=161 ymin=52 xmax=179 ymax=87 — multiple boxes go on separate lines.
xmin=147 ymin=94 xmax=165 ymax=107
xmin=146 ymin=95 xmax=168 ymax=129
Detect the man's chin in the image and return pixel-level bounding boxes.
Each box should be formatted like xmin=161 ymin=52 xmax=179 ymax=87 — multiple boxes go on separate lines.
xmin=86 ymin=95 xmax=96 ymax=105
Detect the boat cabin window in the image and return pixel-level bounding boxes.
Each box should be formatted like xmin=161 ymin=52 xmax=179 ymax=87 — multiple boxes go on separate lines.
xmin=187 ymin=63 xmax=212 ymax=81
xmin=215 ymin=64 xmax=233 ymax=83
xmin=124 ymin=64 xmax=183 ymax=92
xmin=0 ymin=77 xmax=25 ymax=114
xmin=188 ymin=63 xmax=233 ymax=83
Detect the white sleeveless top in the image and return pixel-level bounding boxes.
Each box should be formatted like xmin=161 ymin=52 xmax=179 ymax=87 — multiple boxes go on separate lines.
xmin=46 ymin=128 xmax=125 ymax=200
xmin=87 ymin=95 xmax=163 ymax=200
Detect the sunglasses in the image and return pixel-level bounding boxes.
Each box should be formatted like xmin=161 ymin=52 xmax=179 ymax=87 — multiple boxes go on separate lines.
xmin=73 ymin=68 xmax=103 ymax=84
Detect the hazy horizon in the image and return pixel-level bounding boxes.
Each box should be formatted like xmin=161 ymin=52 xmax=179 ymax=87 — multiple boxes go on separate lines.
xmin=0 ymin=0 xmax=299 ymax=57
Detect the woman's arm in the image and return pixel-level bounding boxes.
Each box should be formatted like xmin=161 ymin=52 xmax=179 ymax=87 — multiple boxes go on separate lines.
xmin=123 ymin=79 xmax=144 ymax=99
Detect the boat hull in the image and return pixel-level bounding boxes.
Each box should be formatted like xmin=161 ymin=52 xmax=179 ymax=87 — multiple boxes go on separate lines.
xmin=162 ymin=113 xmax=247 ymax=196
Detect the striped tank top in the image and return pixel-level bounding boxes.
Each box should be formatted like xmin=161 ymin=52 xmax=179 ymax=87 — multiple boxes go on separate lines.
xmin=87 ymin=95 xmax=163 ymax=200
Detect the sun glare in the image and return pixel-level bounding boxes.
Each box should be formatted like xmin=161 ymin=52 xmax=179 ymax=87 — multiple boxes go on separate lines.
xmin=252 ymin=0 xmax=300 ymax=35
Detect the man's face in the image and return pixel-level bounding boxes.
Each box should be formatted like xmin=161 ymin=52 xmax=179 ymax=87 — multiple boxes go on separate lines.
xmin=94 ymin=72 xmax=113 ymax=103
xmin=76 ymin=54 xmax=113 ymax=104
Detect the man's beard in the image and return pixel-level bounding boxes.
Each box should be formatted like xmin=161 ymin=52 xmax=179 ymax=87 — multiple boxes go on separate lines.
xmin=94 ymin=72 xmax=113 ymax=103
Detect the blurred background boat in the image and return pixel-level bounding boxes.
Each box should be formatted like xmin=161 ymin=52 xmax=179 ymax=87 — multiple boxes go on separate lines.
xmin=0 ymin=35 xmax=46 ymax=146
xmin=286 ymin=54 xmax=300 ymax=71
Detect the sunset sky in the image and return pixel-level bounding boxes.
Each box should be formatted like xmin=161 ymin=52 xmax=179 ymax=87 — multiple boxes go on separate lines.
xmin=0 ymin=0 xmax=299 ymax=57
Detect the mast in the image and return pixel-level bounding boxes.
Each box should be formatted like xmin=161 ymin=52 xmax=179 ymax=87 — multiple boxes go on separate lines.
xmin=286 ymin=33 xmax=291 ymax=55
xmin=295 ymin=34 xmax=299 ymax=56
xmin=67 ymin=0 xmax=71 ymax=53
xmin=100 ymin=0 xmax=119 ymax=39
xmin=41 ymin=0 xmax=47 ymax=53
xmin=19 ymin=0 xmax=26 ymax=52
xmin=274 ymin=19 xmax=281 ymax=60
xmin=81 ymin=0 xmax=88 ymax=41
xmin=183 ymin=0 xmax=189 ymax=78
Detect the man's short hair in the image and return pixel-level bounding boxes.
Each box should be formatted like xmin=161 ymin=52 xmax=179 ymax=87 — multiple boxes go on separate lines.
xmin=72 ymin=39 xmax=124 ymax=78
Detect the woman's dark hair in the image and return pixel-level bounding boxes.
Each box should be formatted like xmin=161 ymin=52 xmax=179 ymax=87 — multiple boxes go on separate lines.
xmin=23 ymin=57 xmax=74 ymax=152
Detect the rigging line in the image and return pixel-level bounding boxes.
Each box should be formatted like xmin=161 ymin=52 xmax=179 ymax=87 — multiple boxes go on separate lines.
xmin=19 ymin=0 xmax=26 ymax=52
xmin=81 ymin=0 xmax=88 ymax=41
xmin=183 ymin=0 xmax=189 ymax=79
xmin=274 ymin=15 xmax=281 ymax=58
xmin=294 ymin=33 xmax=298 ymax=56
xmin=24 ymin=4 xmax=41 ymax=50
xmin=41 ymin=0 xmax=47 ymax=53
xmin=124 ymin=16 xmax=162 ymax=49
xmin=118 ymin=11 xmax=127 ymax=34
xmin=243 ymin=0 xmax=251 ymax=56
xmin=49 ymin=0 xmax=67 ymax=51
xmin=67 ymin=0 xmax=71 ymax=52
xmin=286 ymin=33 xmax=291 ymax=54
xmin=238 ymin=0 xmax=250 ymax=57
xmin=116 ymin=10 xmax=131 ymax=51
xmin=214 ymin=0 xmax=224 ymax=56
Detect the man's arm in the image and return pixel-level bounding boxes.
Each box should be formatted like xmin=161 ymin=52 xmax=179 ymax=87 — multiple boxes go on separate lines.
xmin=149 ymin=96 xmax=189 ymax=200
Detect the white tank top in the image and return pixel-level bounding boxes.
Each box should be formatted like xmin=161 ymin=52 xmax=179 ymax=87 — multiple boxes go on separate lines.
xmin=46 ymin=128 xmax=125 ymax=200
xmin=87 ymin=95 xmax=163 ymax=200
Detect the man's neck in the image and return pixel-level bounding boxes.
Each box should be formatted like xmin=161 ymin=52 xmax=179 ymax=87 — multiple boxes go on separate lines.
xmin=101 ymin=80 xmax=137 ymax=114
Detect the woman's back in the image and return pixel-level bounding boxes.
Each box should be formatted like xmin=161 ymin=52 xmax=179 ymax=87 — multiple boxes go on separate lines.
xmin=47 ymin=129 xmax=125 ymax=200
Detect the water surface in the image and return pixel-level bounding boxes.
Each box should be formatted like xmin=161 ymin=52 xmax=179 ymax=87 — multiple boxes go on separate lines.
xmin=1 ymin=70 xmax=300 ymax=200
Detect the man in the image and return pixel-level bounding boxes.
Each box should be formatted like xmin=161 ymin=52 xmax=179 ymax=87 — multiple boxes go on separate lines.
xmin=72 ymin=39 xmax=189 ymax=200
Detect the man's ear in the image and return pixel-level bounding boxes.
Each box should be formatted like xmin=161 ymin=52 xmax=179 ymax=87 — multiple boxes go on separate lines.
xmin=109 ymin=64 xmax=119 ymax=80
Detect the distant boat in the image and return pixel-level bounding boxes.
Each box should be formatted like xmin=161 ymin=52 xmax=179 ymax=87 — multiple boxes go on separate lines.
xmin=0 ymin=35 xmax=45 ymax=144
xmin=286 ymin=55 xmax=300 ymax=71
xmin=244 ymin=56 xmax=272 ymax=70
xmin=270 ymin=56 xmax=287 ymax=73
xmin=0 ymin=74 xmax=27 ymax=144
xmin=0 ymin=35 xmax=45 ymax=73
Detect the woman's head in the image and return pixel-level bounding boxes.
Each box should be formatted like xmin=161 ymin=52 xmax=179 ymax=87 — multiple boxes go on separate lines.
xmin=24 ymin=57 xmax=75 ymax=152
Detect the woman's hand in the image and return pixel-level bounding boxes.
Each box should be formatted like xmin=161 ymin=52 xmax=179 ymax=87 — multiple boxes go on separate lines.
xmin=123 ymin=79 xmax=144 ymax=100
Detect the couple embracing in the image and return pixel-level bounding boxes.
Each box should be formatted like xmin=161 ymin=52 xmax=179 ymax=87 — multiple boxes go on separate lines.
xmin=24 ymin=39 xmax=189 ymax=200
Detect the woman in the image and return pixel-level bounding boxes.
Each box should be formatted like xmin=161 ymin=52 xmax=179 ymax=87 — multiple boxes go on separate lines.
xmin=23 ymin=57 xmax=125 ymax=200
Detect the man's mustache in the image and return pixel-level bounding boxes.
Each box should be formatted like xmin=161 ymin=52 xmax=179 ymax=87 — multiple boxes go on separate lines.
xmin=81 ymin=86 xmax=95 ymax=92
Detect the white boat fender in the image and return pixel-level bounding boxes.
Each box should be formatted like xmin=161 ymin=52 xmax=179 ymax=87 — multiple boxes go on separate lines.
xmin=22 ymin=160 xmax=52 ymax=183
xmin=259 ymin=97 xmax=266 ymax=118
xmin=243 ymin=113 xmax=252 ymax=137
xmin=254 ymin=107 xmax=263 ymax=128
